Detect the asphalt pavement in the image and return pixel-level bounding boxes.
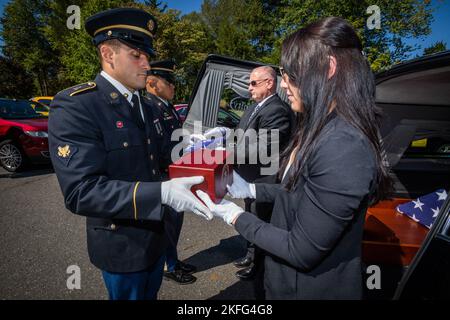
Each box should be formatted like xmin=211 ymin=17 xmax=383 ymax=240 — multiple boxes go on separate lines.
xmin=0 ymin=165 xmax=255 ymax=300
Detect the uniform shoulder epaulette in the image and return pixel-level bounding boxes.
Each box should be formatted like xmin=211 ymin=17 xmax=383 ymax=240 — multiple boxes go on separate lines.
xmin=68 ymin=81 xmax=97 ymax=97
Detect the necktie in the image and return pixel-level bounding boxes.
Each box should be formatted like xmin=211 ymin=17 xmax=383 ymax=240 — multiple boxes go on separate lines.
xmin=131 ymin=94 xmax=144 ymax=129
xmin=247 ymin=103 xmax=263 ymax=126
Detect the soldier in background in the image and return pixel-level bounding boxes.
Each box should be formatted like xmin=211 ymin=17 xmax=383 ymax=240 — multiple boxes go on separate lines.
xmin=145 ymin=59 xmax=197 ymax=285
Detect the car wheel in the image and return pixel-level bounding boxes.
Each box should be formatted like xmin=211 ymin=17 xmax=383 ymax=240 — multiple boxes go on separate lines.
xmin=0 ymin=139 xmax=26 ymax=172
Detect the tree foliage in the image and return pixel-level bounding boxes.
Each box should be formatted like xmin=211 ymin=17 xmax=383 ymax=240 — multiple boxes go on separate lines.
xmin=0 ymin=0 xmax=439 ymax=99
xmin=0 ymin=0 xmax=61 ymax=95
xmin=0 ymin=55 xmax=34 ymax=98
xmin=423 ymin=40 xmax=447 ymax=55
xmin=276 ymin=0 xmax=434 ymax=71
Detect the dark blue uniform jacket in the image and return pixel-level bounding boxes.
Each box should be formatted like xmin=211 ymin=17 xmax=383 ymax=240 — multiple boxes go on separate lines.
xmin=49 ymin=74 xmax=170 ymax=273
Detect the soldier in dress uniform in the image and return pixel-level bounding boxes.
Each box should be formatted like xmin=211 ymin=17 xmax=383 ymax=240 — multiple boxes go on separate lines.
xmin=144 ymin=59 xmax=197 ymax=285
xmin=48 ymin=7 xmax=211 ymax=300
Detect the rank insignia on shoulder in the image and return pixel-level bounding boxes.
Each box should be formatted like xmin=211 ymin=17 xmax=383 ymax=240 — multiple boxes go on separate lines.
xmin=69 ymin=81 xmax=97 ymax=96
xmin=56 ymin=144 xmax=78 ymax=166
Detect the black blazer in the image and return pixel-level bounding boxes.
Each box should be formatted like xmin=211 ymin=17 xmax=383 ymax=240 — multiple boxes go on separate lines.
xmin=235 ymin=115 xmax=377 ymax=299
xmin=49 ymin=74 xmax=170 ymax=273
xmin=235 ymin=94 xmax=295 ymax=182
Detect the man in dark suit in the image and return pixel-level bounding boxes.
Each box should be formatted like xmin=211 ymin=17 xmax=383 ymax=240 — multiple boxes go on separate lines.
xmin=144 ymin=59 xmax=197 ymax=285
xmin=233 ymin=66 xmax=295 ymax=293
xmin=48 ymin=8 xmax=211 ymax=300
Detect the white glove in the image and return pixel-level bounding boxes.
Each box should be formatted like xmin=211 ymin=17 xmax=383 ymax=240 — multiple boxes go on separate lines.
xmin=161 ymin=176 xmax=213 ymax=220
xmin=226 ymin=171 xmax=256 ymax=199
xmin=196 ymin=190 xmax=244 ymax=225
xmin=188 ymin=133 xmax=206 ymax=146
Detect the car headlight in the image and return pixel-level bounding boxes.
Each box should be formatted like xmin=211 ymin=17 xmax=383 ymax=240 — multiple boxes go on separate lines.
xmin=24 ymin=131 xmax=48 ymax=138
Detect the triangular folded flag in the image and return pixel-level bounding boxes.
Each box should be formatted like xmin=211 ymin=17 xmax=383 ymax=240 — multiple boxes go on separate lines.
xmin=396 ymin=189 xmax=447 ymax=229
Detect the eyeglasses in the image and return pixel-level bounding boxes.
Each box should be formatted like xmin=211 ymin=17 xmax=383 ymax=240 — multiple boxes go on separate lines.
xmin=279 ymin=66 xmax=290 ymax=82
xmin=249 ymin=78 xmax=269 ymax=87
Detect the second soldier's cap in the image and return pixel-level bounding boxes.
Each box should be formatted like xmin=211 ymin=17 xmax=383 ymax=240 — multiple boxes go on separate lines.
xmin=147 ymin=59 xmax=177 ymax=84
xmin=85 ymin=7 xmax=157 ymax=57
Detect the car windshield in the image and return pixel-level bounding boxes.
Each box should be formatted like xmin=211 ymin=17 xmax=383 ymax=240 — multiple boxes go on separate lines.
xmin=31 ymin=101 xmax=50 ymax=113
xmin=37 ymin=99 xmax=52 ymax=106
xmin=0 ymin=100 xmax=45 ymax=119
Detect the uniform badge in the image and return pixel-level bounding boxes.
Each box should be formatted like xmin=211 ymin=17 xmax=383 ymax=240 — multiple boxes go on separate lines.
xmin=148 ymin=19 xmax=155 ymax=32
xmin=110 ymin=92 xmax=119 ymax=99
xmin=56 ymin=144 xmax=78 ymax=167
xmin=116 ymin=121 xmax=124 ymax=129
xmin=58 ymin=145 xmax=71 ymax=158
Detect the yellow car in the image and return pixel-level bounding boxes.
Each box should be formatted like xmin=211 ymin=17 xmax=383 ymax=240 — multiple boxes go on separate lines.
xmin=31 ymin=96 xmax=53 ymax=106
xmin=30 ymin=97 xmax=53 ymax=117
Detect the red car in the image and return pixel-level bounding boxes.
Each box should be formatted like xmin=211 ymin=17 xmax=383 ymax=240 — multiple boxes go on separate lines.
xmin=0 ymin=98 xmax=50 ymax=172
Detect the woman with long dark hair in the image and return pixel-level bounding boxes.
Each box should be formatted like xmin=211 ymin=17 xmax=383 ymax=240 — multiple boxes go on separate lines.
xmin=197 ymin=17 xmax=392 ymax=299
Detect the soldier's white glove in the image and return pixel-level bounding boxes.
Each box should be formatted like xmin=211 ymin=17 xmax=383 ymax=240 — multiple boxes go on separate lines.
xmin=226 ymin=171 xmax=256 ymax=199
xmin=161 ymin=176 xmax=213 ymax=220
xmin=196 ymin=190 xmax=244 ymax=226
xmin=188 ymin=133 xmax=206 ymax=146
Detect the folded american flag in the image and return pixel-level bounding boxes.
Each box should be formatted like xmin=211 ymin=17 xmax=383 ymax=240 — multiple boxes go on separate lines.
xmin=396 ymin=189 xmax=448 ymax=229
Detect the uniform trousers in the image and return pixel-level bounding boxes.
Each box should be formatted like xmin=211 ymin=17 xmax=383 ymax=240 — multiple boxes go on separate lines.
xmin=102 ymin=254 xmax=166 ymax=300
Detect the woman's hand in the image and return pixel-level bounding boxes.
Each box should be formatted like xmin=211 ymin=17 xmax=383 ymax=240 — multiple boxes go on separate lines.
xmin=227 ymin=171 xmax=256 ymax=199
xmin=196 ymin=190 xmax=244 ymax=225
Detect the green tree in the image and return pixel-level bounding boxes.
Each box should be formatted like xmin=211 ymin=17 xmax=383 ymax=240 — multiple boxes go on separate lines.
xmin=43 ymin=0 xmax=88 ymax=90
xmin=196 ymin=0 xmax=281 ymax=62
xmin=423 ymin=41 xmax=447 ymax=55
xmin=277 ymin=0 xmax=434 ymax=72
xmin=0 ymin=55 xmax=35 ymax=98
xmin=150 ymin=8 xmax=210 ymax=101
xmin=45 ymin=0 xmax=130 ymax=85
xmin=144 ymin=0 xmax=168 ymax=12
xmin=0 ymin=0 xmax=61 ymax=96
xmin=43 ymin=0 xmax=210 ymax=101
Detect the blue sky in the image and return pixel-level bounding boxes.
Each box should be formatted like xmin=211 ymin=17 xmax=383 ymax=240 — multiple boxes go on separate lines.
xmin=0 ymin=0 xmax=449 ymax=59
xmin=165 ymin=0 xmax=203 ymax=14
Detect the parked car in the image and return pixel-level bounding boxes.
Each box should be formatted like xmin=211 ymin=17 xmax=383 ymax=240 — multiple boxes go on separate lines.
xmin=182 ymin=53 xmax=450 ymax=299
xmin=31 ymin=96 xmax=53 ymax=107
xmin=29 ymin=100 xmax=50 ymax=117
xmin=0 ymin=98 xmax=50 ymax=172
xmin=175 ymin=103 xmax=240 ymax=127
